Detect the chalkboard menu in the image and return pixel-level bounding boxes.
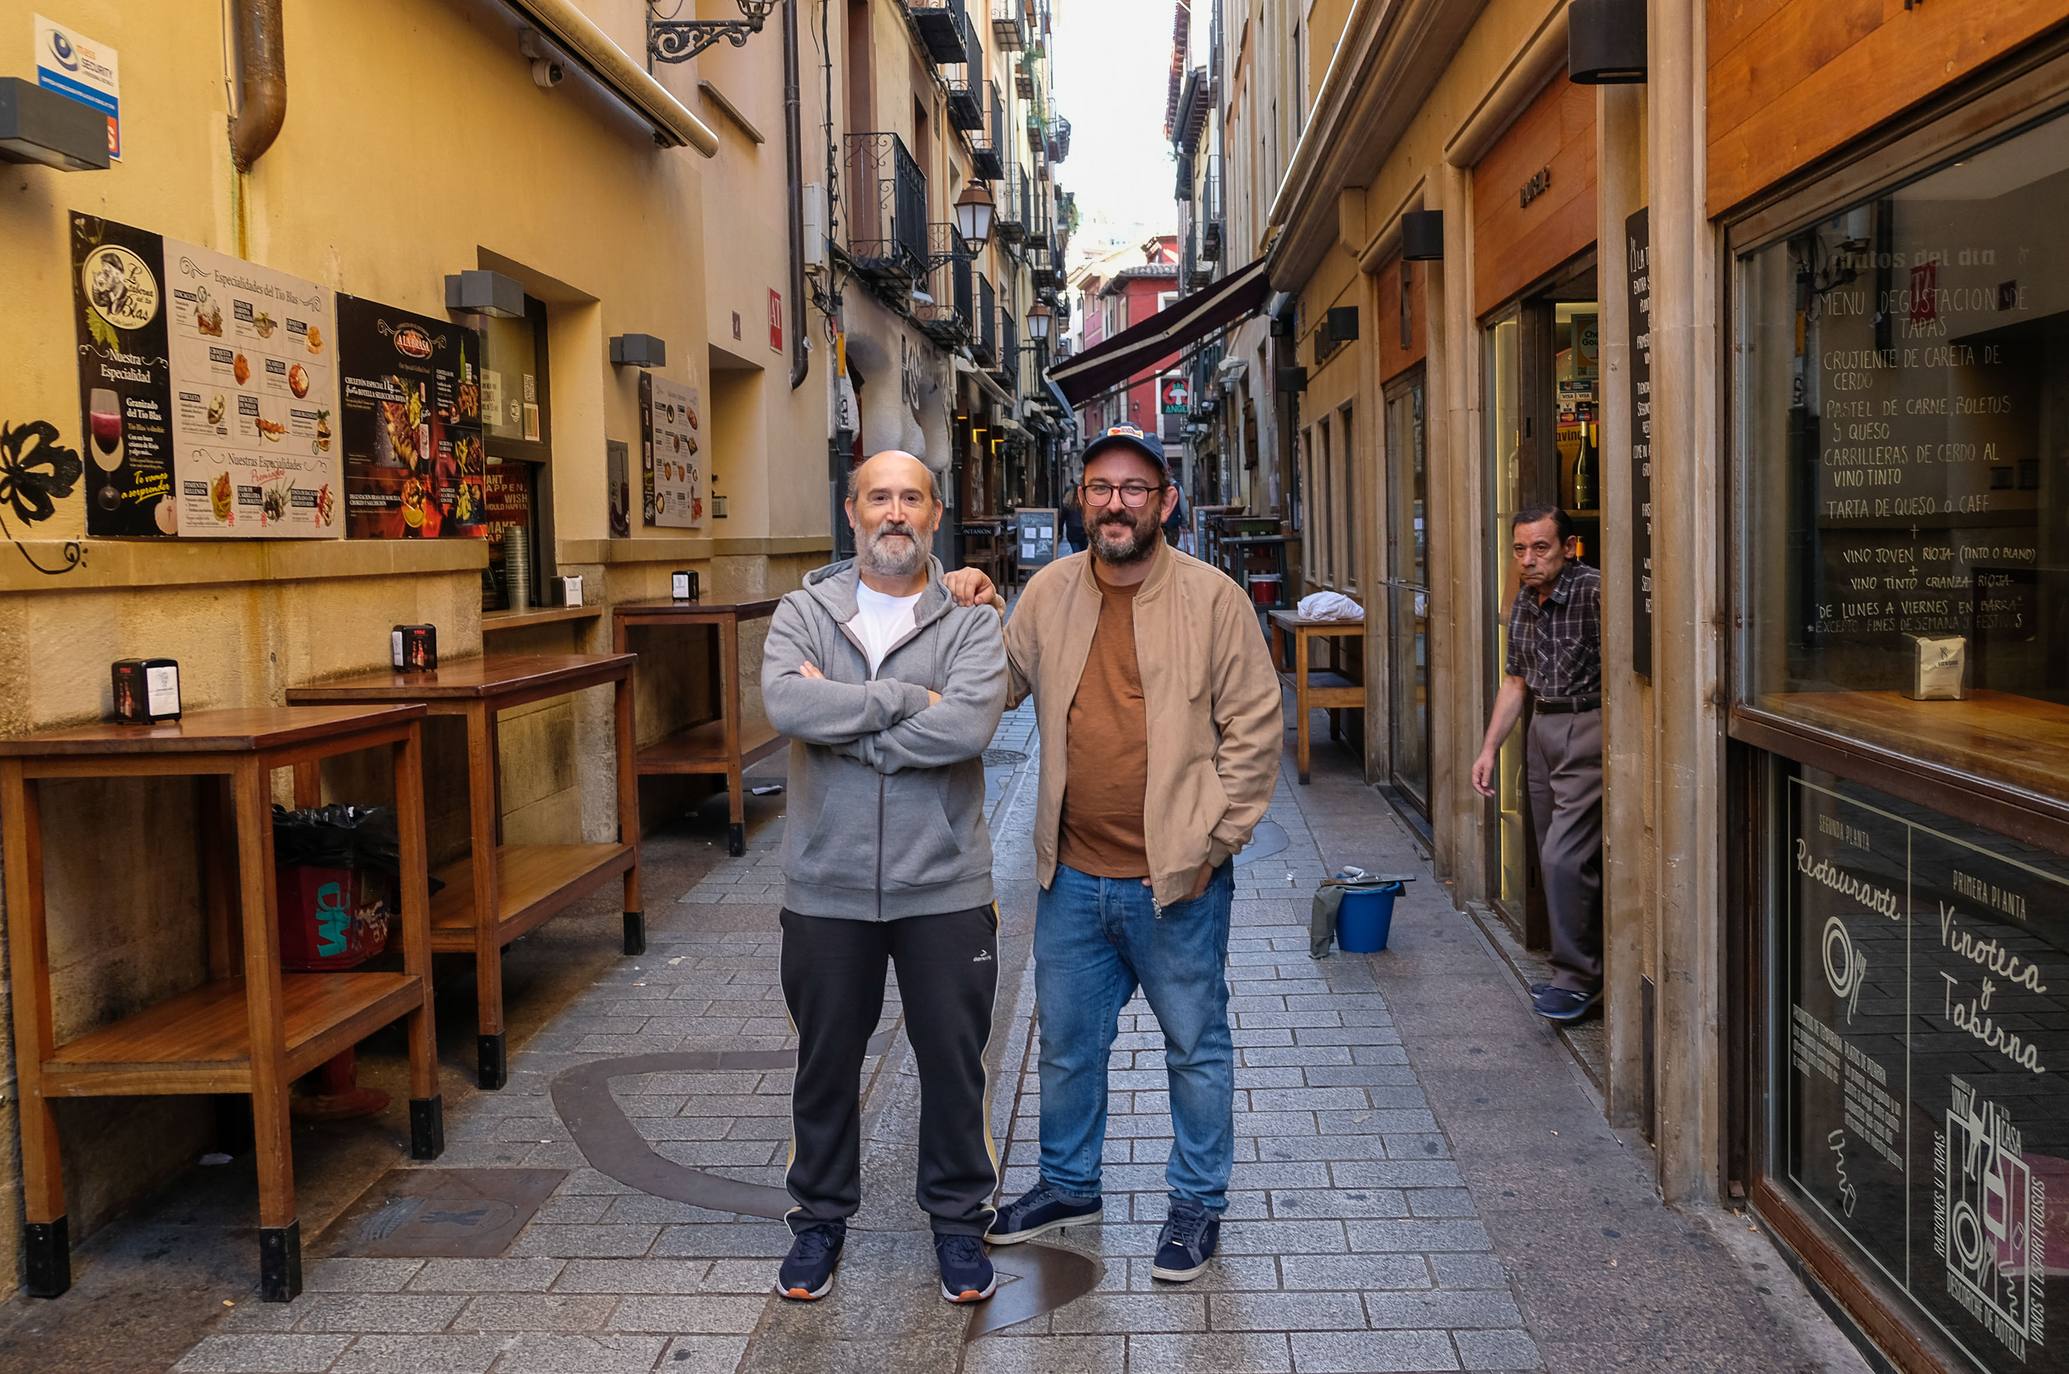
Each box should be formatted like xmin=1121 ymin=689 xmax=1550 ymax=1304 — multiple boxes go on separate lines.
xmin=1782 ymin=768 xmax=2069 ymax=1371
xmin=1625 ymin=209 xmax=1653 ymax=677
xmin=1015 ymin=507 xmax=1059 ymax=574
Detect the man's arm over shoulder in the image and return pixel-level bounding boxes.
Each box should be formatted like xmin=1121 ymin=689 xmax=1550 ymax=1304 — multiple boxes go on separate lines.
xmin=849 ymin=608 xmax=1008 ymax=773
xmin=761 ymin=593 xmax=931 ymax=746
xmin=1203 ymin=574 xmax=1284 ymax=863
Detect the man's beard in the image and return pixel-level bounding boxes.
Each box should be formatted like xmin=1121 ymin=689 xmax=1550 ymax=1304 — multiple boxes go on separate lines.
xmin=1091 ymin=510 xmax=1159 ymax=566
xmin=858 ymin=520 xmax=928 ymax=577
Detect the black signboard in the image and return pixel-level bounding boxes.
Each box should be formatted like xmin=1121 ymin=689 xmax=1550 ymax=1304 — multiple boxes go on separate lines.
xmin=337 ymin=295 xmax=485 ymax=540
xmin=70 ymin=214 xmax=174 ymax=536
xmin=1625 ymin=208 xmax=1653 ymax=677
xmin=1782 ymin=770 xmax=2069 ymax=1371
xmin=1015 ymin=507 xmax=1059 ymax=576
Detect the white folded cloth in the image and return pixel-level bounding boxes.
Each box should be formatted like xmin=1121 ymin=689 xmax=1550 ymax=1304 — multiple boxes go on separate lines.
xmin=1297 ymin=591 xmax=1364 ymax=622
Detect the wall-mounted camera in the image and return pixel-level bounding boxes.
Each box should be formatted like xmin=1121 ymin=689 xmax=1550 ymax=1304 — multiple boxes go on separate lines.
xmin=531 ymin=57 xmax=565 ymax=88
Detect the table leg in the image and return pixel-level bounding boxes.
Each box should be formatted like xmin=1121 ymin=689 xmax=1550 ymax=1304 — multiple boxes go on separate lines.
xmin=233 ymin=760 xmax=300 ymax=1301
xmin=199 ymin=775 xmax=241 ymax=983
xmin=2 ymin=763 xmax=68 ymax=1298
xmin=466 ymin=702 xmax=507 ymax=1089
xmin=393 ymin=727 xmax=443 ymax=1159
xmin=721 ymin=616 xmax=745 ymax=857
xmin=487 ymin=712 xmax=505 ymax=847
xmin=1295 ymin=630 xmax=1312 ymax=785
xmin=614 ymin=671 xmax=645 ymax=955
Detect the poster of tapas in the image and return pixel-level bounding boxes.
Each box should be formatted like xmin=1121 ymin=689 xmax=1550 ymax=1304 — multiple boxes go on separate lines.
xmin=641 ymin=371 xmax=703 ymax=529
xmin=70 ymin=212 xmax=344 ymax=537
xmin=336 ymin=295 xmax=486 ymax=540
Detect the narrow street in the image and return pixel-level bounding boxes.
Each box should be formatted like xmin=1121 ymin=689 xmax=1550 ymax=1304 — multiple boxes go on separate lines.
xmin=38 ymin=702 xmax=1862 ymax=1374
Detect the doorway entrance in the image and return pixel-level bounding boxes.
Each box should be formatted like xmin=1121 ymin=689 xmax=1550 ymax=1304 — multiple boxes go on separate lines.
xmin=1483 ymin=256 xmax=1601 ymax=943
xmin=1383 ymin=371 xmax=1431 ymax=818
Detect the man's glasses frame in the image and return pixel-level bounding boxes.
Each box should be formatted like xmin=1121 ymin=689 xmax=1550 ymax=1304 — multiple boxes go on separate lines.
xmin=1079 ymin=479 xmax=1168 ymax=509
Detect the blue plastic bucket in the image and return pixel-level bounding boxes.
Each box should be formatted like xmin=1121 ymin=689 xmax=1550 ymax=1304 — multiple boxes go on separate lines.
xmin=1337 ymin=882 xmax=1404 ymax=953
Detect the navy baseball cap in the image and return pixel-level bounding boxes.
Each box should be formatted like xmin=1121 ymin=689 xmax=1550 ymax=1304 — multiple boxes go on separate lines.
xmin=1080 ymin=423 xmax=1168 ymax=473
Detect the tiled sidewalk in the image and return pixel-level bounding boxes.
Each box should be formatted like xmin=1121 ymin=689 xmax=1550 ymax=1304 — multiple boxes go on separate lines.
xmin=162 ymin=700 xmax=1858 ymax=1374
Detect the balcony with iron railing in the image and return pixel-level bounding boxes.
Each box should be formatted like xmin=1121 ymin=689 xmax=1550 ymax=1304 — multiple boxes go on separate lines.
xmin=966 ymin=81 xmax=1003 ymax=180
xmin=992 ymin=0 xmax=1025 ymax=49
xmin=844 ymin=132 xmax=928 ymax=285
xmin=1201 ymin=156 xmax=1224 ymax=263
xmin=975 ymin=275 xmax=998 ymax=365
xmin=1046 ymin=114 xmax=1071 ymax=163
xmin=996 ymin=305 xmax=1020 ymax=392
xmin=907 ymin=0 xmax=970 ymax=65
xmin=914 ymin=224 xmax=973 ymax=346
xmin=994 ymin=163 xmax=1028 ymax=241
xmin=1015 ymin=51 xmax=1035 ymax=99
xmin=946 ymin=23 xmax=985 ymax=131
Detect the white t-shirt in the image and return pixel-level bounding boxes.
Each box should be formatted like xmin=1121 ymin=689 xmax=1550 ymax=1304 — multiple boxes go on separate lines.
xmin=851 ymin=582 xmax=923 ymax=673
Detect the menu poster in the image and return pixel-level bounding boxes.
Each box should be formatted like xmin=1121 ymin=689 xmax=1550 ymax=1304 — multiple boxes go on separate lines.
xmin=337 ymin=295 xmax=486 ymax=540
xmin=1785 ymin=773 xmax=2069 ymax=1372
xmin=640 ymin=372 xmax=703 ymax=529
xmin=71 ymin=213 xmax=174 ymax=536
xmin=163 ymin=236 xmax=340 ymax=537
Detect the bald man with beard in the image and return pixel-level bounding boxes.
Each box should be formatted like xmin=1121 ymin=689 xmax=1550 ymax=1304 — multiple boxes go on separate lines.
xmin=759 ymin=451 xmax=1009 ymax=1307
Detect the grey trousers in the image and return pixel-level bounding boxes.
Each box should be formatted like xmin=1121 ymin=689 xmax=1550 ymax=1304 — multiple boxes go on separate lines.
xmin=1525 ymin=709 xmax=1604 ymax=994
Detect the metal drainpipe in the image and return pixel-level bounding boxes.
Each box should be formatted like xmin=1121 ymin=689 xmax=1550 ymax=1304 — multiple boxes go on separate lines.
xmin=227 ymin=0 xmax=285 ymax=258
xmin=228 ymin=0 xmax=286 ymax=172
xmin=783 ymin=0 xmax=810 ymax=390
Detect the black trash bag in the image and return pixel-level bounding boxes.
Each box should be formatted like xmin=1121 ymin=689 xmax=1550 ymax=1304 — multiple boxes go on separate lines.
xmin=271 ymin=804 xmax=439 ymax=891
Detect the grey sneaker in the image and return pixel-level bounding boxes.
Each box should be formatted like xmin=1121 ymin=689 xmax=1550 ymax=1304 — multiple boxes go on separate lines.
xmin=987 ymin=1180 xmax=1102 ymax=1245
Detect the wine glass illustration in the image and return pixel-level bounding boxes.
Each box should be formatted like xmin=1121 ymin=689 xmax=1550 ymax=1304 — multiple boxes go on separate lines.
xmin=88 ymin=387 xmax=123 ymax=513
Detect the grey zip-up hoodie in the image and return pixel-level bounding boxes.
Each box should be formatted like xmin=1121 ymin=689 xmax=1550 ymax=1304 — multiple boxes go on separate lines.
xmin=761 ymin=557 xmax=1007 ymax=920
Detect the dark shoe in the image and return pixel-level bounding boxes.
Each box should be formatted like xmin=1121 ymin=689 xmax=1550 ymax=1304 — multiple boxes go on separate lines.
xmin=1533 ymin=986 xmax=1601 ymax=1023
xmin=935 ymin=1233 xmax=997 ymax=1303
xmin=1150 ymin=1201 xmax=1219 ymax=1282
xmin=986 ymin=1181 xmax=1102 ymax=1245
xmin=774 ymin=1222 xmax=844 ymax=1301
xmin=1528 ymin=980 xmax=1554 ymax=997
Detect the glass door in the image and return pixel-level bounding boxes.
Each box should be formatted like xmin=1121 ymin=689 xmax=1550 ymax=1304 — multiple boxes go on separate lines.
xmin=1384 ymin=372 xmax=1431 ymax=815
xmin=1485 ymin=314 xmax=1528 ymax=917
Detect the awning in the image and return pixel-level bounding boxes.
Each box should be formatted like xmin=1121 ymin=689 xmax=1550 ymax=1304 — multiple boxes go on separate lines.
xmin=1044 ymin=377 xmax=1076 ymax=422
xmin=1047 ymin=258 xmax=1270 ymax=405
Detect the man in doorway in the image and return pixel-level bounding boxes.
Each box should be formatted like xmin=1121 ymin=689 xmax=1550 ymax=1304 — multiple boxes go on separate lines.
xmin=945 ymin=423 xmax=1283 ymax=1283
xmin=760 ymin=450 xmax=1008 ymax=1306
xmin=1471 ymin=506 xmax=1604 ymax=1024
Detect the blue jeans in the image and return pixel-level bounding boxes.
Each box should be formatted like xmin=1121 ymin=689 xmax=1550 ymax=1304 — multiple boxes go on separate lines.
xmin=1034 ymin=861 xmax=1235 ymax=1213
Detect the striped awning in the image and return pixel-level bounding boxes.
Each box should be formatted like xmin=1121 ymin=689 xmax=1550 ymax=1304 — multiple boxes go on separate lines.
xmin=1046 ymin=257 xmax=1270 ymax=406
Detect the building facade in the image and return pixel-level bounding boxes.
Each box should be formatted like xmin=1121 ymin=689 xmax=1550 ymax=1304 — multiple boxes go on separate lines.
xmin=1218 ymin=1 xmax=2069 ymax=1370
xmin=0 ymin=0 xmax=1069 ymax=1291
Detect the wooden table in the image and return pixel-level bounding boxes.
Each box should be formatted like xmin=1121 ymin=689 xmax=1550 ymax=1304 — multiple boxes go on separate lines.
xmin=1269 ymin=610 xmax=1366 ymax=784
xmin=288 ymin=654 xmax=639 ymax=1090
xmin=613 ymin=598 xmax=782 ymax=857
xmin=0 ymin=705 xmax=442 ymax=1303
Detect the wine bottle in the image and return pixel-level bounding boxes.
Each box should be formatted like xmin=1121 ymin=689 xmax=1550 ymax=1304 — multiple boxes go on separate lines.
xmin=1572 ymin=423 xmax=1597 ymax=510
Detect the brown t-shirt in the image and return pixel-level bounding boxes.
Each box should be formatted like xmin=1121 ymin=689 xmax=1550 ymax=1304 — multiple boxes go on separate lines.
xmin=1058 ymin=578 xmax=1149 ymax=877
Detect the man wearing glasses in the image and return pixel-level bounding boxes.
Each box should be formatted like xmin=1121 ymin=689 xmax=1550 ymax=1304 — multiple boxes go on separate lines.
xmin=947 ymin=425 xmax=1282 ymax=1282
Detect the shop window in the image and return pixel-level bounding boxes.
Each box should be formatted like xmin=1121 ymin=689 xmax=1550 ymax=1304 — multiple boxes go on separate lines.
xmin=1316 ymin=416 xmax=1334 ymax=587
xmin=1737 ymin=110 xmax=2069 ymax=805
xmin=481 ymin=293 xmax=551 ymax=610
xmin=1767 ymin=758 xmax=2069 ymax=1373
xmin=1386 ymin=374 xmax=1431 ymax=816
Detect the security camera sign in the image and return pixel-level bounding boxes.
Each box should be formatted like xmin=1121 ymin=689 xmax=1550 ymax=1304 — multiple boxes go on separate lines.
xmin=34 ymin=15 xmax=120 ymax=160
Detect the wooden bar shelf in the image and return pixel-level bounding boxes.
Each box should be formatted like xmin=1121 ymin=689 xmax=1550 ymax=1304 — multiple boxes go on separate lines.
xmin=1269 ymin=610 xmax=1366 ymax=785
xmin=288 ymin=653 xmax=642 ymax=1091
xmin=0 ymin=704 xmax=444 ymax=1303
xmin=612 ymin=598 xmax=781 ymax=856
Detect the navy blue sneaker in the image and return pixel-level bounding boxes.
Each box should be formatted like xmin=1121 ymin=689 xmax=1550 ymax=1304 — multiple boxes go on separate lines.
xmin=935 ymin=1233 xmax=996 ymax=1303
xmin=775 ymin=1221 xmax=844 ymax=1300
xmin=1533 ymin=986 xmax=1601 ymax=1023
xmin=1150 ymin=1201 xmax=1219 ymax=1282
xmin=986 ymin=1181 xmax=1102 ymax=1244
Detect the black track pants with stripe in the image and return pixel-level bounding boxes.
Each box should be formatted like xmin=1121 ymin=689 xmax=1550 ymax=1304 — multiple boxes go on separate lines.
xmin=779 ymin=905 xmax=1000 ymax=1237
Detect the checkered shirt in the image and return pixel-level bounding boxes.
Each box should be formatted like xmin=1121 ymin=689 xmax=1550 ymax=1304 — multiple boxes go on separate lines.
xmin=1504 ymin=560 xmax=1603 ymax=698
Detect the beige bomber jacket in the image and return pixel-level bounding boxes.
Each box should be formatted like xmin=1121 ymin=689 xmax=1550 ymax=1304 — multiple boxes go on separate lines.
xmin=1003 ymin=540 xmax=1284 ymax=907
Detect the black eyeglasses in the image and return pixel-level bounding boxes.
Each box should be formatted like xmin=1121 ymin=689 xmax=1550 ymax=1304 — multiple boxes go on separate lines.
xmin=1081 ymin=480 xmax=1165 ymax=508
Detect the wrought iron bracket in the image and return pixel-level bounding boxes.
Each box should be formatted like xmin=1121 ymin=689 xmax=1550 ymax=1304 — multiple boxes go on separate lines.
xmin=647 ymin=0 xmax=779 ymax=64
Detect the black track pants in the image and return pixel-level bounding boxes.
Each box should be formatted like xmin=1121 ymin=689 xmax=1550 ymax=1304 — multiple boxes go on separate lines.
xmin=779 ymin=905 xmax=1001 ymax=1236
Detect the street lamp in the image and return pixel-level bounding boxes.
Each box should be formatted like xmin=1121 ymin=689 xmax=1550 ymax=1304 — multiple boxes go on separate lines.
xmin=954 ymin=182 xmax=996 ymax=251
xmin=1026 ymin=302 xmax=1053 ymax=343
xmin=648 ymin=0 xmax=781 ymax=64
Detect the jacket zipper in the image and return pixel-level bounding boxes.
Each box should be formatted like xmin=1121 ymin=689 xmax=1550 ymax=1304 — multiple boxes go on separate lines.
xmin=839 ymin=597 xmax=945 ymax=924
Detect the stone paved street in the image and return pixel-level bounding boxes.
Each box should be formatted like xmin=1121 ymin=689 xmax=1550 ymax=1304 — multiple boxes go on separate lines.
xmin=11 ymin=701 xmax=1865 ymax=1373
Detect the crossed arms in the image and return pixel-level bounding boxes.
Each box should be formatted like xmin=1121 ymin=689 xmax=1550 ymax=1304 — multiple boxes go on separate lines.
xmin=760 ymin=597 xmax=1007 ymax=774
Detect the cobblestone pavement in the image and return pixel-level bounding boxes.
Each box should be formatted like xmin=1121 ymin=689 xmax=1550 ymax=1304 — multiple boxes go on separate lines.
xmin=139 ymin=701 xmax=1869 ymax=1373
